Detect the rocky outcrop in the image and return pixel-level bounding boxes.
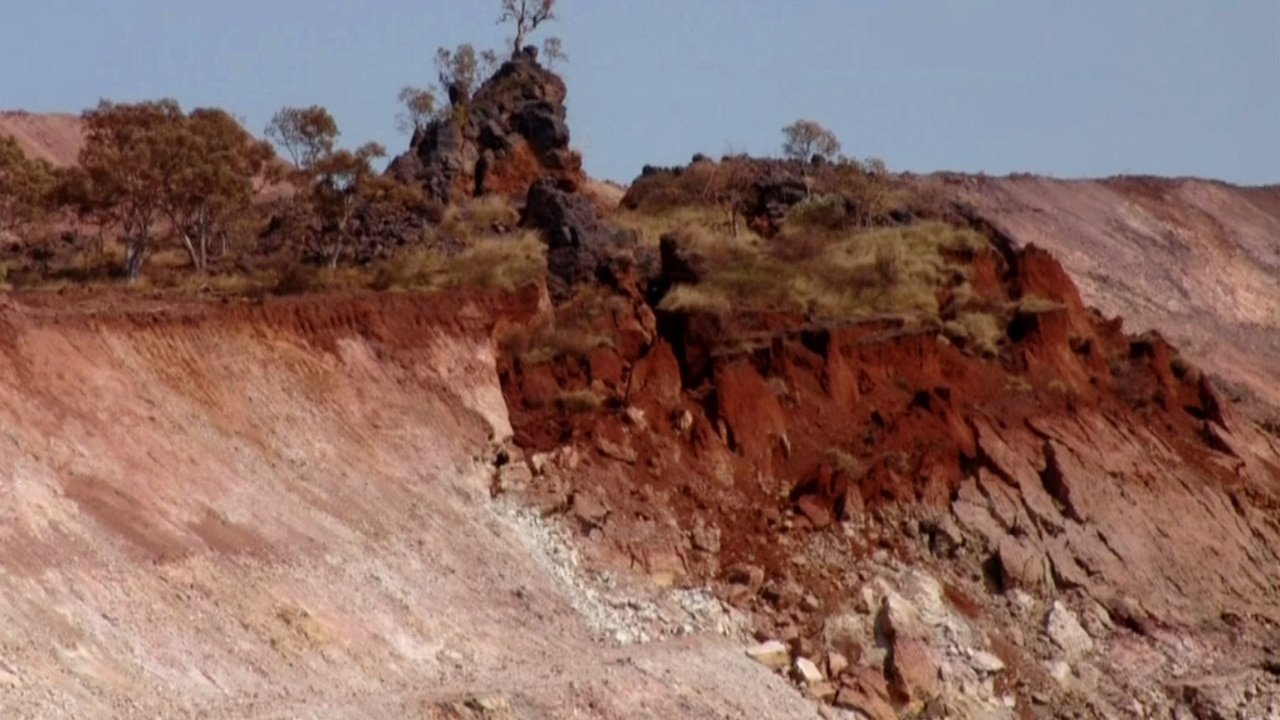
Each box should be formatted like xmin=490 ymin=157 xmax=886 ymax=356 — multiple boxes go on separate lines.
xmin=521 ymin=177 xmax=639 ymax=303
xmin=493 ymin=223 xmax=1280 ymax=716
xmin=386 ymin=49 xmax=584 ymax=206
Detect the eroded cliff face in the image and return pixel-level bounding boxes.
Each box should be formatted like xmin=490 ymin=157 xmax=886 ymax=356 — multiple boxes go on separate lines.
xmin=944 ymin=175 xmax=1280 ymax=412
xmin=494 ymin=228 xmax=1280 ymax=717
xmin=0 ymin=291 xmax=839 ymax=720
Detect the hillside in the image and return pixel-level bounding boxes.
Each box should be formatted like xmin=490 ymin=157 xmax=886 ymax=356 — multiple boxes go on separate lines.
xmin=944 ymin=174 xmax=1280 ymax=411
xmin=0 ymin=111 xmax=84 ymax=167
xmin=2 ymin=54 xmax=1279 ymax=719
xmin=0 ymin=291 xmax=832 ymax=719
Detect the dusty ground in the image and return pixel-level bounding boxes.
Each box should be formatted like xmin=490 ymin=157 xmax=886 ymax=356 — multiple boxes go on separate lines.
xmin=0 ymin=292 xmax=844 ymax=720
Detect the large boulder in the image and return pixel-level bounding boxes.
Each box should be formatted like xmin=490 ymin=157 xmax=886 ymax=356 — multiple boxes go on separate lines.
xmin=386 ymin=50 xmax=583 ymax=205
xmin=522 ymin=177 xmax=637 ymax=303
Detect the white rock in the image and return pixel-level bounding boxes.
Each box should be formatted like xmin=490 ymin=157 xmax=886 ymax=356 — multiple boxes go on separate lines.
xmin=970 ymin=650 xmax=1006 ymax=674
xmin=746 ymin=641 xmax=790 ymax=671
xmin=1009 ymin=589 xmax=1036 ymax=613
xmin=1047 ymin=660 xmax=1072 ymax=687
xmin=793 ymin=656 xmax=825 ymax=685
xmin=1045 ymin=601 xmax=1094 ymax=659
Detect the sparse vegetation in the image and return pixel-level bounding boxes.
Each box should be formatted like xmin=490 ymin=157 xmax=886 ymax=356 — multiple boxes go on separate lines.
xmin=371 ymin=231 xmax=546 ymax=293
xmin=656 ymin=222 xmax=990 ymax=323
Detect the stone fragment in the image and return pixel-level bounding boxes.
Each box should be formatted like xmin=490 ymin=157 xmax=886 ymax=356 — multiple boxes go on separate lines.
xmin=834 ymin=668 xmax=897 ymax=720
xmin=827 ymin=651 xmax=850 ymax=679
xmin=970 ymin=650 xmax=1005 ymax=674
xmin=494 ymin=462 xmax=533 ymax=495
xmin=796 ymin=495 xmax=833 ymax=529
xmin=806 ymin=681 xmax=837 ymax=702
xmin=595 ymin=435 xmax=638 ymax=464
xmin=1047 ymin=660 xmax=1072 ymax=687
xmin=1045 ymin=601 xmax=1094 ymax=659
xmin=823 ymin=612 xmax=872 ymax=662
xmin=793 ymin=656 xmax=825 ymax=685
xmin=690 ymin=520 xmax=721 ymax=554
xmin=888 ymin=638 xmax=940 ymax=702
xmin=928 ymin=514 xmax=966 ymax=557
xmin=746 ymin=640 xmax=790 ymax=671
xmin=623 ymin=406 xmax=648 ymax=431
xmin=571 ymin=491 xmax=609 ymax=528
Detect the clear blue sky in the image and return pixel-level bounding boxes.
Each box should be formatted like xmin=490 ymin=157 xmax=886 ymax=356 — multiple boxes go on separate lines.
xmin=2 ymin=1 xmax=1277 ymax=185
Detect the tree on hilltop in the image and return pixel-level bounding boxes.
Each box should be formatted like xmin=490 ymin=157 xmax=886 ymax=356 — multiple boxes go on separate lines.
xmin=498 ymin=0 xmax=557 ymax=56
xmin=76 ymin=99 xmax=185 ymax=279
xmin=541 ymin=36 xmax=568 ymax=69
xmin=159 ymin=108 xmax=275 ymax=271
xmin=395 ymin=85 xmax=437 ymax=137
xmin=782 ymin=119 xmax=842 ymax=162
xmin=264 ymin=105 xmax=338 ymax=170
xmin=268 ymin=104 xmax=427 ymax=267
xmin=435 ymin=44 xmax=500 ymax=102
xmin=65 ymin=99 xmax=274 ymax=279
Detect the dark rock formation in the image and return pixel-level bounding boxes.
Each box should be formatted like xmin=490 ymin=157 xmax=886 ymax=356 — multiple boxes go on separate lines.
xmin=522 ymin=177 xmax=636 ymax=303
xmin=386 ymin=52 xmax=583 ymax=206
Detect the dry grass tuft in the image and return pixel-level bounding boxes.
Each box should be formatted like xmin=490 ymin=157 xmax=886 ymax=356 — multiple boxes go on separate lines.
xmin=557 ymin=389 xmax=603 ymax=414
xmin=439 ymin=195 xmax=521 ymax=240
xmin=373 ymin=231 xmax=545 ymax=293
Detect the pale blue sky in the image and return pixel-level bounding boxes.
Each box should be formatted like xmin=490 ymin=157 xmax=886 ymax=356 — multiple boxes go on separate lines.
xmin=2 ymin=1 xmax=1277 ymax=185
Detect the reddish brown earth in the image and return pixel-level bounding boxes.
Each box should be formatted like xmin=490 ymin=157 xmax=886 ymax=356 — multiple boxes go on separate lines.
xmin=495 ymin=226 xmax=1280 ymax=716
xmin=0 ymin=288 xmax=849 ymax=719
xmin=940 ymin=174 xmax=1280 ymax=412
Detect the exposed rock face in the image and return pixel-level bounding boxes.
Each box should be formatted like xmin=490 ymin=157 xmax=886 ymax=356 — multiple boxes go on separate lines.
xmin=493 ymin=219 xmax=1280 ymax=716
xmin=942 ymin=175 xmax=1280 ymax=412
xmin=521 ymin=177 xmax=638 ymax=303
xmin=386 ymin=52 xmax=584 ymax=205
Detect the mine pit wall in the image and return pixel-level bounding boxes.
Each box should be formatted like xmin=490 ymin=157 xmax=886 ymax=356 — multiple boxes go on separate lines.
xmin=0 ymin=293 xmax=519 ymax=716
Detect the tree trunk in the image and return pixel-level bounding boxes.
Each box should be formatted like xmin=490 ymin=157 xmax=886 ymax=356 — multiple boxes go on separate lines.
xmin=124 ymin=235 xmax=147 ymax=281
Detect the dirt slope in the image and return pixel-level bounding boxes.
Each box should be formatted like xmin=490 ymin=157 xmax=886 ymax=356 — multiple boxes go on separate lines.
xmin=0 ymin=291 xmax=831 ymax=720
xmin=0 ymin=111 xmax=84 ymax=167
xmin=943 ymin=175 xmax=1280 ymax=410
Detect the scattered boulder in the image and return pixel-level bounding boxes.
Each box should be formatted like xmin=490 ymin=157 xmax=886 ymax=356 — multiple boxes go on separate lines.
xmin=793 ymin=656 xmax=825 ymax=685
xmin=969 ymin=650 xmax=1005 ymax=675
xmin=571 ymin=490 xmax=610 ymax=528
xmin=826 ymin=651 xmax=850 ymax=679
xmin=746 ymin=640 xmax=790 ymax=671
xmin=887 ymin=638 xmax=941 ymax=703
xmin=690 ymin=519 xmax=721 ymax=554
xmin=835 ymin=667 xmax=898 ymax=720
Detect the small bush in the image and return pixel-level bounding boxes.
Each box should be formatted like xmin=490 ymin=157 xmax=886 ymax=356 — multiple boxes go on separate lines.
xmin=557 ymin=389 xmax=603 ymax=414
xmin=825 ymin=448 xmax=864 ymax=479
xmin=958 ymin=312 xmax=1003 ymax=358
xmin=784 ymin=194 xmax=847 ymax=233
xmin=523 ymin=328 xmax=615 ymax=365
